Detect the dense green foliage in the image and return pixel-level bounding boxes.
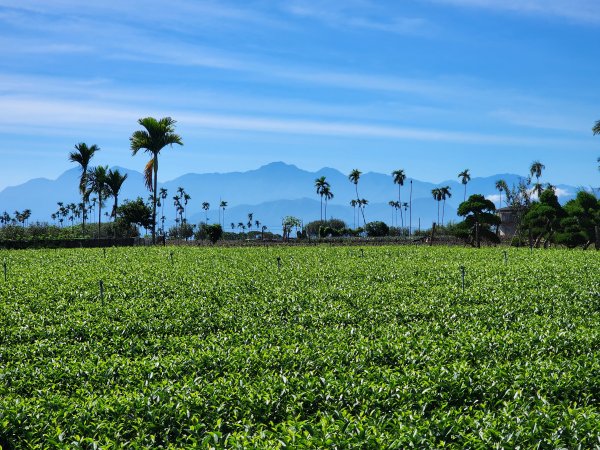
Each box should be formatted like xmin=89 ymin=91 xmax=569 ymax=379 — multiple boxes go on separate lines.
xmin=1 ymin=246 xmax=600 ymax=448
xmin=454 ymin=194 xmax=501 ymax=247
xmin=365 ymin=221 xmax=389 ymax=237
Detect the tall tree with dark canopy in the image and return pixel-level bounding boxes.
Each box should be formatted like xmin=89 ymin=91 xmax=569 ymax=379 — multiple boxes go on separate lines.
xmin=392 ymin=169 xmax=406 ymax=227
xmin=458 ymin=169 xmax=471 ymax=202
xmin=130 ymin=117 xmax=183 ymax=244
xmin=349 ymin=169 xmax=366 ymax=226
xmin=522 ymin=187 xmax=565 ymax=248
xmin=314 ymin=176 xmax=329 ymax=221
xmin=69 ymin=143 xmax=99 ymax=235
xmin=529 ymin=160 xmax=545 ymax=198
xmin=105 ymin=168 xmax=128 ymax=219
xmin=87 ymin=165 xmax=109 ymax=238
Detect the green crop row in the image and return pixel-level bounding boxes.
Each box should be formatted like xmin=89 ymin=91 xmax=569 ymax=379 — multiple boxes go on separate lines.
xmin=1 ymin=246 xmax=599 ymax=448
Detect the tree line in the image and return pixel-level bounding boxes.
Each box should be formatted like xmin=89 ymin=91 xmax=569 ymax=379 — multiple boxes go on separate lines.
xmin=1 ymin=118 xmax=599 ymax=246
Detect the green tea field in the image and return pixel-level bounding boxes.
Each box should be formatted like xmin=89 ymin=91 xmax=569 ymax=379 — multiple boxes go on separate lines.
xmin=1 ymin=246 xmax=600 ymax=448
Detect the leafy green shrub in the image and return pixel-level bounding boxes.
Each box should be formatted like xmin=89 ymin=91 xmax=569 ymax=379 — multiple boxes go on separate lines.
xmin=365 ymin=221 xmax=389 ymax=237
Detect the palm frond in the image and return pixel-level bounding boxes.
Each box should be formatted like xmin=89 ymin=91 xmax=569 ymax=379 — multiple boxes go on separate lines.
xmin=144 ymin=159 xmax=154 ymax=191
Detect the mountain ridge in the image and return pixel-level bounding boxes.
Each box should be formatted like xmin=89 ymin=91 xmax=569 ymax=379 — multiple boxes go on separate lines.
xmin=0 ymin=162 xmax=579 ymax=232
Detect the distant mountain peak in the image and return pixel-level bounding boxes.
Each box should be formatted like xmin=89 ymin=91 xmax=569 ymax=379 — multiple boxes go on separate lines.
xmin=259 ymin=161 xmax=299 ymax=170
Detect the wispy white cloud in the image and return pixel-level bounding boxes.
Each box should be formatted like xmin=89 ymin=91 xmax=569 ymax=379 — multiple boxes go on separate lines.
xmin=283 ymin=0 xmax=434 ymax=35
xmin=427 ymin=0 xmax=600 ymax=24
xmin=490 ymin=109 xmax=592 ymax=133
xmin=0 ymin=93 xmax=587 ymax=149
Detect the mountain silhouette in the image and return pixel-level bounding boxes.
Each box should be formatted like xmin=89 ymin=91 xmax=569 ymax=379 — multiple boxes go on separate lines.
xmin=0 ymin=162 xmax=577 ymax=233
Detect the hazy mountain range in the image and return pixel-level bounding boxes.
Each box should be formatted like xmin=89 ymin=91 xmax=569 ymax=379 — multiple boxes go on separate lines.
xmin=0 ymin=162 xmax=580 ymax=232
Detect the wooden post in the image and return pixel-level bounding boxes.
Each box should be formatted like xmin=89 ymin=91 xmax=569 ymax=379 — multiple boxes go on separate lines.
xmin=430 ymin=223 xmax=436 ymax=246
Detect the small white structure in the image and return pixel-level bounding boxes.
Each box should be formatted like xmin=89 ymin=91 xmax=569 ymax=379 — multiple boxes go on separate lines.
xmin=497 ymin=206 xmax=519 ymax=237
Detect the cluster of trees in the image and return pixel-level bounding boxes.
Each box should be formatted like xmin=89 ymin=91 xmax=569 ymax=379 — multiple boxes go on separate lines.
xmin=452 ymin=159 xmax=600 ymax=249
xmin=0 ymin=210 xmax=31 ymax=227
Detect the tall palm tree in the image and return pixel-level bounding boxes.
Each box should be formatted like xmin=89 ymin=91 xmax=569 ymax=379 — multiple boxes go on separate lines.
xmin=358 ymin=199 xmax=368 ymax=227
xmin=529 ymin=160 xmax=545 ymax=198
xmin=348 ymin=169 xmax=366 ymax=226
xmin=105 ymin=168 xmax=128 ymax=219
xmin=431 ymin=188 xmax=442 ymax=225
xmin=594 ymin=119 xmax=600 ymax=174
xmin=495 ymin=179 xmax=506 ymax=209
xmin=69 ymin=143 xmax=99 ymax=235
xmin=173 ymin=195 xmax=183 ymax=232
xmin=440 ymin=186 xmax=452 ymax=227
xmin=391 ymin=169 xmax=406 ymax=227
xmin=388 ymin=201 xmax=396 ymax=227
xmin=458 ymin=169 xmax=470 ymax=202
xmin=409 ymin=179 xmax=413 ymax=235
xmin=87 ymin=165 xmax=109 ymax=238
xmin=314 ymin=176 xmax=329 ymax=221
xmin=202 ymin=202 xmax=210 ymax=222
xmin=183 ymin=193 xmax=191 ymax=223
xmin=220 ymin=200 xmax=227 ymax=227
xmin=22 ymin=209 xmax=31 ymax=227
xmin=247 ymin=212 xmax=253 ymax=231
xmin=130 ymin=117 xmax=183 ymax=244
xmin=159 ymin=187 xmax=168 ymax=235
xmin=350 ymin=199 xmax=358 ymax=229
xmin=322 ymin=185 xmax=333 ymax=221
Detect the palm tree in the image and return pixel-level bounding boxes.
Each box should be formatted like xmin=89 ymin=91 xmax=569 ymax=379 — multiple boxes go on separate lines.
xmin=159 ymin=187 xmax=168 ymax=235
xmin=22 ymin=209 xmax=31 ymax=227
xmin=458 ymin=169 xmax=471 ymax=202
xmin=392 ymin=169 xmax=406 ymax=227
xmin=105 ymin=168 xmax=128 ymax=219
xmin=529 ymin=160 xmax=545 ymax=198
xmin=183 ymin=193 xmax=191 ymax=223
xmin=322 ymin=185 xmax=333 ymax=221
xmin=358 ymin=199 xmax=368 ymax=226
xmin=67 ymin=203 xmax=76 ymax=227
xmin=388 ymin=201 xmax=396 ymax=227
xmin=349 ymin=169 xmax=366 ymax=226
xmin=314 ymin=176 xmax=329 ymax=221
xmin=350 ymin=199 xmax=358 ymax=229
xmin=247 ymin=213 xmax=254 ymax=231
xmin=409 ymin=179 xmax=413 ymax=235
xmin=220 ymin=200 xmax=227 ymax=228
xmin=594 ymin=121 xmax=600 ymax=173
xmin=495 ymin=179 xmax=506 ymax=209
xmin=130 ymin=117 xmax=183 ymax=244
xmin=87 ymin=165 xmax=109 ymax=238
xmin=431 ymin=188 xmax=442 ymax=225
xmin=69 ymin=143 xmax=99 ymax=235
xmin=173 ymin=195 xmax=184 ymax=234
xmin=230 ymin=222 xmax=235 ymax=232
xmin=202 ymin=202 xmax=210 ymax=222
xmin=440 ymin=186 xmax=452 ymax=227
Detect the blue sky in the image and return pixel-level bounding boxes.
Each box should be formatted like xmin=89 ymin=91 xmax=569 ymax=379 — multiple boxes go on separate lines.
xmin=0 ymin=0 xmax=599 ymax=190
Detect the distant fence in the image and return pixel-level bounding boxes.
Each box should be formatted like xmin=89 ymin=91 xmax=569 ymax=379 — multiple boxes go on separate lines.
xmin=0 ymin=238 xmax=141 ymax=250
